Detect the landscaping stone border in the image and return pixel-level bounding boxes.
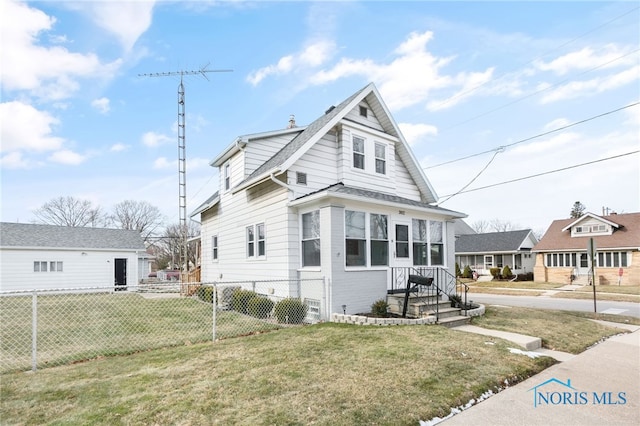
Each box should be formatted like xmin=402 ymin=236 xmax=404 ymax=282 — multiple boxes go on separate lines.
xmin=331 ymin=304 xmax=485 ymax=326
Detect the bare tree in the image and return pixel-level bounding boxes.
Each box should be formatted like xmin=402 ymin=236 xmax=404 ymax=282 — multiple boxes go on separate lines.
xmin=489 ymin=219 xmax=518 ymax=232
xmin=33 ymin=196 xmax=106 ymax=227
xmin=472 ymin=218 xmax=520 ymax=233
xmin=471 ymin=220 xmax=491 ymax=233
xmin=111 ymin=200 xmax=164 ymax=242
xmin=157 ymin=221 xmax=200 ymax=270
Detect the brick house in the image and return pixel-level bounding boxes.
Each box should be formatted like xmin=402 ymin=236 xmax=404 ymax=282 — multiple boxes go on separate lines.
xmin=532 ymin=212 xmax=640 ymax=285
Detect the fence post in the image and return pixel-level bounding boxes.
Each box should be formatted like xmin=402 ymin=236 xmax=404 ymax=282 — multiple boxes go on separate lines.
xmin=212 ymin=284 xmax=217 ymax=342
xmin=31 ymin=290 xmax=38 ymax=372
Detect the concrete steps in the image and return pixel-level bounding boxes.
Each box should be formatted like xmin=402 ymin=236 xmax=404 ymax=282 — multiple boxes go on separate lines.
xmin=386 ymin=292 xmax=469 ymax=325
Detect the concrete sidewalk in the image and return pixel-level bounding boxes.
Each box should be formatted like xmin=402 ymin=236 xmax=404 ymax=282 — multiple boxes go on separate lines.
xmin=439 ymin=326 xmax=640 ymax=425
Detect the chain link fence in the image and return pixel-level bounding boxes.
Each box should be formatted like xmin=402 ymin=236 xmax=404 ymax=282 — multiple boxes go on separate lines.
xmin=0 ymin=278 xmax=325 ymax=373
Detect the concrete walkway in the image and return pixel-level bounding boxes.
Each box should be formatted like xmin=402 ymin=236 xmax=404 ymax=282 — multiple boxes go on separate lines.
xmin=436 ymin=321 xmax=640 ymax=425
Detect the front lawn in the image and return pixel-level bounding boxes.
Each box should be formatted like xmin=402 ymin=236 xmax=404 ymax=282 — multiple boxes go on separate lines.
xmin=1 ymin=306 xmax=627 ymax=425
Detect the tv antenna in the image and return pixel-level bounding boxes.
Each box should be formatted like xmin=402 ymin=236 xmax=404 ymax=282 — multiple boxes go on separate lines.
xmin=139 ymin=64 xmax=232 ymax=278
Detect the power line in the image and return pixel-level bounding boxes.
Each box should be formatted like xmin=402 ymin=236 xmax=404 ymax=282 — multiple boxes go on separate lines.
xmin=425 ymin=101 xmax=640 ymax=169
xmin=429 ymin=6 xmax=640 ymax=112
xmin=438 ymin=148 xmax=503 ymax=204
xmin=439 ymin=48 xmax=640 ymax=132
xmin=437 ymin=150 xmax=639 ymax=202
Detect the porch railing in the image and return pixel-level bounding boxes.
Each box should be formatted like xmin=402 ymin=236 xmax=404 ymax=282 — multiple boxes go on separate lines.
xmin=389 ymin=267 xmax=469 ymax=317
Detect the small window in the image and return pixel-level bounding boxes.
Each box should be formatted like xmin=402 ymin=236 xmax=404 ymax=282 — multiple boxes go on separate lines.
xmin=352 ymin=136 xmax=365 ymax=170
xmin=296 ymin=172 xmax=307 ymax=185
xmin=212 ymin=235 xmax=218 ymax=260
xmin=247 ymin=224 xmax=265 ymax=258
xmin=359 ymin=106 xmax=368 ymax=117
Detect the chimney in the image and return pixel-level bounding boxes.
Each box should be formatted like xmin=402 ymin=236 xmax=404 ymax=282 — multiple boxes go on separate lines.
xmin=287 ymin=114 xmax=296 ymax=129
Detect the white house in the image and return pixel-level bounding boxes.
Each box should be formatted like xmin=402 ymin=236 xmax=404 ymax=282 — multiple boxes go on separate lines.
xmin=455 ymin=229 xmax=538 ymax=276
xmin=191 ymin=83 xmax=466 ymax=317
xmin=0 ymin=222 xmax=147 ymax=292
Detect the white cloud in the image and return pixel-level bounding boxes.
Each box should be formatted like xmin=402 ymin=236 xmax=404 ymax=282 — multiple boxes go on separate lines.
xmin=538 ymin=65 xmax=640 ymax=104
xmin=398 ymin=123 xmax=438 ymax=147
xmin=110 ymin=143 xmax=129 ymax=152
xmin=534 ymin=45 xmax=635 ymax=76
xmin=153 ymin=157 xmax=173 ymax=169
xmin=67 ymin=1 xmax=156 ymax=52
xmin=1 ymin=0 xmax=122 ymax=101
xmin=0 ymin=151 xmax=31 ymax=169
xmin=48 ymin=149 xmax=86 ymax=165
xmin=247 ymin=40 xmax=336 ymax=86
xmin=309 ymin=30 xmax=493 ymax=111
xmin=0 ymin=101 xmax=64 ymax=153
xmin=91 ymin=97 xmax=110 ymax=114
xmin=142 ymin=131 xmax=172 ymax=147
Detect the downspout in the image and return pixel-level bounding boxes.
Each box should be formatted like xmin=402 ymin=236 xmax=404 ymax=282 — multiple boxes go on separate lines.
xmin=270 ymin=172 xmax=294 ymax=192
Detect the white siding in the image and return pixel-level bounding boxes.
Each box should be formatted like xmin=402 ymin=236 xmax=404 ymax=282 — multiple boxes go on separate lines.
xmin=0 ymin=248 xmax=139 ymax=292
xmin=200 ymin=179 xmax=298 ymax=284
xmin=243 ymin=133 xmax=299 ymax=176
xmin=344 ymin=101 xmax=385 ymax=132
xmin=287 ymin=131 xmax=339 ymax=196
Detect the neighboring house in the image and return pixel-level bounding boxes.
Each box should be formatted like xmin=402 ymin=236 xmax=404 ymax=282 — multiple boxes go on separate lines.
xmin=191 ymin=83 xmax=466 ymax=317
xmin=0 ymin=222 xmax=147 ymax=292
xmin=532 ymin=212 xmax=640 ymax=285
xmin=455 ymin=229 xmax=538 ymax=276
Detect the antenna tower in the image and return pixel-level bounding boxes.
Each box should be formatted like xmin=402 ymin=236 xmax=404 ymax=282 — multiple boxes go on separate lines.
xmin=139 ymin=64 xmax=232 ymax=278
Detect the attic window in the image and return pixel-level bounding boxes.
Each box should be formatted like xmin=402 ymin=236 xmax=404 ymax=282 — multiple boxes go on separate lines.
xmin=296 ymin=172 xmax=307 ymax=185
xmin=359 ymin=106 xmax=368 ymax=117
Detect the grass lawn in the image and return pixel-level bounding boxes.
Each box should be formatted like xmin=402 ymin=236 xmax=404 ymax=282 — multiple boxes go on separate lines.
xmin=0 ymin=293 xmax=282 ymax=373
xmin=469 ymin=281 xmax=563 ymax=290
xmin=471 ymin=306 xmax=631 ymax=353
xmin=1 ymin=307 xmax=628 ymax=425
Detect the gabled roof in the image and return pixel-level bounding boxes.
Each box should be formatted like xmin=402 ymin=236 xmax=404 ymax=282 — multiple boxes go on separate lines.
xmin=455 ymin=229 xmax=535 ymax=254
xmin=561 ymin=212 xmax=621 ymax=232
xmin=231 ymin=83 xmax=439 ymax=203
xmin=289 ymin=183 xmax=466 ymax=219
xmin=533 ymin=212 xmax=640 ymax=252
xmin=0 ymin=222 xmax=146 ymax=251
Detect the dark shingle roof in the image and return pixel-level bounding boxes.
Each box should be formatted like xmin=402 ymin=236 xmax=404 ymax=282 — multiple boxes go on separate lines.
xmin=0 ymin=222 xmax=146 ymax=250
xmin=293 ymin=183 xmax=466 ymax=218
xmin=237 ymin=84 xmax=370 ymax=187
xmin=455 ymin=229 xmax=533 ymax=253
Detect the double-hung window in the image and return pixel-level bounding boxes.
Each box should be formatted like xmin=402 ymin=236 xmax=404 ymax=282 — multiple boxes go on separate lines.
xmin=345 ymin=211 xmax=366 ymax=266
xmin=412 ymin=219 xmax=444 ymax=266
xmin=345 ymin=211 xmax=388 ymax=267
xmin=302 ymin=211 xmax=320 ymax=267
xmin=212 ymin=235 xmax=218 ymax=260
xmin=374 ymin=142 xmax=386 ymax=175
xmin=429 ymin=221 xmax=444 ymax=266
xmin=246 ymin=223 xmax=266 ymax=258
xmin=370 ymin=214 xmax=388 ymax=265
xmin=352 ymin=136 xmax=365 ymax=170
xmin=224 ymin=163 xmax=230 ymax=191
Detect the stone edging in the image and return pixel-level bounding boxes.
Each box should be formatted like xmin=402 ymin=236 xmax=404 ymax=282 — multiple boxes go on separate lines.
xmin=331 ymin=304 xmax=485 ymax=326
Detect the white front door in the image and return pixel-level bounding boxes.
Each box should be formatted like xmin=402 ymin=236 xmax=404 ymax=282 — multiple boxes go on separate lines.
xmin=391 ymin=220 xmax=412 ymax=268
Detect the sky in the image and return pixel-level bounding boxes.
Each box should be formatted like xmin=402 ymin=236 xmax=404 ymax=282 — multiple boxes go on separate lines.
xmin=1 ymin=0 xmax=639 ymax=237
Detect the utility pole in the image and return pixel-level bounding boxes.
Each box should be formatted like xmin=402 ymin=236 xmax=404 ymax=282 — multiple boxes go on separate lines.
xmin=139 ymin=64 xmax=232 ymax=279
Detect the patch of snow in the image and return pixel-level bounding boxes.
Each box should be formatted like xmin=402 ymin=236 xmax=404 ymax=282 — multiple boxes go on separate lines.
xmin=419 ymin=390 xmax=495 ymax=425
xmin=508 ymin=347 xmax=544 ymax=358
